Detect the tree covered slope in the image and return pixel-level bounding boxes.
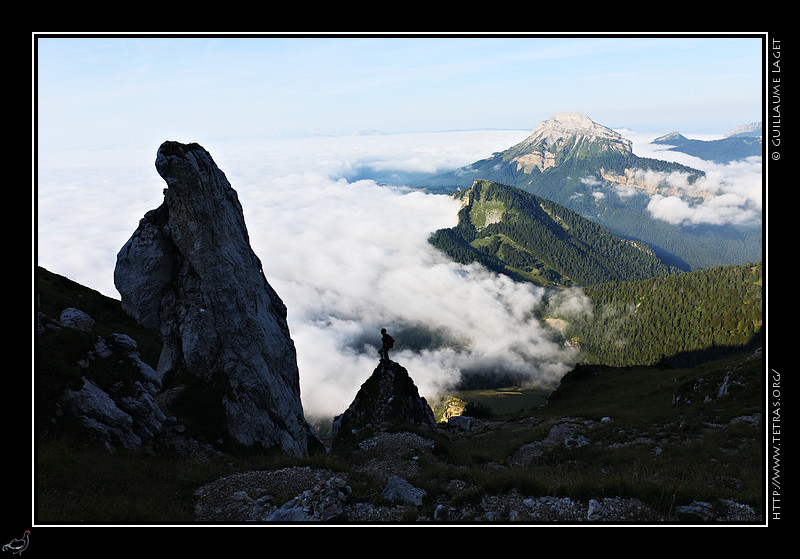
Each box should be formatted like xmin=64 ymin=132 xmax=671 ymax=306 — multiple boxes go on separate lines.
xmin=544 ymin=261 xmax=763 ymax=367
xmin=429 ymin=179 xmax=678 ymax=287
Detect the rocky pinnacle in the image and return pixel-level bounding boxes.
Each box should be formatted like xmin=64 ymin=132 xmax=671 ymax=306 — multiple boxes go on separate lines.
xmin=115 ymin=141 xmax=320 ymax=455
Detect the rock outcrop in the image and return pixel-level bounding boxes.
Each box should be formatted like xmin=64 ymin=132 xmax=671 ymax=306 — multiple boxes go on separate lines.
xmin=509 ymin=112 xmax=633 ymax=173
xmin=114 ymin=141 xmax=320 ymax=455
xmin=332 ymin=360 xmax=436 ymax=449
xmin=54 ymin=326 xmax=166 ymax=451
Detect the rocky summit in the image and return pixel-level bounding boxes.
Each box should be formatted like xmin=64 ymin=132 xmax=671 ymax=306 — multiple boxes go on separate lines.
xmin=332 ymin=359 xmax=436 ymax=449
xmin=525 ymin=112 xmax=631 ymax=151
xmin=114 ymin=141 xmax=321 ymax=455
xmin=507 ymin=112 xmax=632 ymax=173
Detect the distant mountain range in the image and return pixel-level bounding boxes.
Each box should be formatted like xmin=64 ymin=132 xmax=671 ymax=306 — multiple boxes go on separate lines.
xmin=417 ymin=112 xmax=763 ymax=271
xmin=652 ymin=126 xmax=762 ymax=164
xmin=723 ymin=121 xmax=763 ymax=138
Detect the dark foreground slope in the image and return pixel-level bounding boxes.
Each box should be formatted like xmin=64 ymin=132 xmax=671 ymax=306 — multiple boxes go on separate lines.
xmin=35 ymin=266 xmax=764 ymax=524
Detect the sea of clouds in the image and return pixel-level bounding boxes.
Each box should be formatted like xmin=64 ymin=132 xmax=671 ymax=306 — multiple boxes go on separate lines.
xmin=626 ymin=131 xmax=763 ymax=227
xmin=37 ymin=130 xmax=577 ymax=419
xmin=35 ymin=128 xmax=762 ymax=419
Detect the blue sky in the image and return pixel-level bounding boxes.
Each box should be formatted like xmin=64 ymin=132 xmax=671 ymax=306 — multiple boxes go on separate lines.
xmin=36 ymin=34 xmax=764 ymax=152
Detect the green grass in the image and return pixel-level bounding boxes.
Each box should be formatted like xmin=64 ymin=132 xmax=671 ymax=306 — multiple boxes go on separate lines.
xmin=469 ymin=199 xmax=506 ymax=230
xmin=448 ymin=386 xmax=552 ymax=418
xmin=35 ymin=353 xmax=763 ymax=523
xmin=35 ymin=434 xmax=351 ymax=523
xmin=36 ymin=437 xmax=221 ymax=523
xmin=422 ymin=352 xmax=764 ymax=517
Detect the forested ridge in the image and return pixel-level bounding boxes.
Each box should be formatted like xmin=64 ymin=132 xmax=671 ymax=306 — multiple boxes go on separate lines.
xmin=421 ymin=138 xmax=761 ymax=270
xmin=545 ymin=261 xmax=763 ymax=367
xmin=429 ymin=179 xmax=678 ymax=287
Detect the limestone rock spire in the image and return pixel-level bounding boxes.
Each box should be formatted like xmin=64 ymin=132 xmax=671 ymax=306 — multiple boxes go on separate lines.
xmin=115 ymin=141 xmax=321 ymax=455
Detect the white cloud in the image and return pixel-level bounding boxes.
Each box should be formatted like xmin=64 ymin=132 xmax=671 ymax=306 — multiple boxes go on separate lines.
xmin=646 ymin=191 xmax=759 ymax=226
xmin=37 ymin=126 xmax=762 ymax=420
xmin=638 ymin=156 xmax=762 ymax=226
xmin=615 ymin=130 xmax=763 ymax=226
xmin=37 ymin=130 xmax=576 ymax=420
xmin=239 ymin=167 xmax=575 ymax=418
xmin=547 ymin=288 xmax=594 ymax=322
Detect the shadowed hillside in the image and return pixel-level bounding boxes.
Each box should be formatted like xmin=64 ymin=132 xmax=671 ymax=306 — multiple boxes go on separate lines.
xmin=35 ymin=266 xmax=765 ymax=523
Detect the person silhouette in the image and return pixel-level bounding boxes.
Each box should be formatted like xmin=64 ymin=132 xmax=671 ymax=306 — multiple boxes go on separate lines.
xmin=379 ymin=328 xmax=395 ymax=362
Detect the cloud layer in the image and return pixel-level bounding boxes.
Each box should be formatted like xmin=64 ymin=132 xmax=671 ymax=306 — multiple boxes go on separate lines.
xmin=226 ymin=134 xmax=577 ymax=418
xmin=626 ymin=132 xmax=763 ymax=226
xmin=36 ymin=128 xmax=762 ymax=419
xmin=37 ymin=130 xmax=577 ymax=419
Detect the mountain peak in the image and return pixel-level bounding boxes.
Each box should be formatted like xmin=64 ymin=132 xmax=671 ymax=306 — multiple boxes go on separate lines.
xmin=431 ymin=179 xmax=675 ymax=287
xmin=505 ymin=112 xmax=631 ymax=173
xmin=723 ymin=121 xmax=762 ymax=138
xmin=525 ymin=112 xmax=631 ymax=150
xmin=653 ymin=131 xmax=687 ymax=144
xmin=115 ymin=141 xmax=322 ymax=456
xmin=537 ymin=111 xmax=600 ymax=133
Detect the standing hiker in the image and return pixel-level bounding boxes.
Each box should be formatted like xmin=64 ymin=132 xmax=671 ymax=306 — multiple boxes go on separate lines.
xmin=379 ymin=328 xmax=395 ymax=362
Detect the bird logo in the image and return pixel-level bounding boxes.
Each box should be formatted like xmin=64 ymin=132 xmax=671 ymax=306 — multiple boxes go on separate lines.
xmin=2 ymin=531 xmax=29 ymax=555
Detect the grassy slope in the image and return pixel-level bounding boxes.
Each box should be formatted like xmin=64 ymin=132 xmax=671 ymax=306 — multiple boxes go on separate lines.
xmin=34 ymin=266 xmax=764 ymax=522
xmin=439 ymin=351 xmax=764 ymax=516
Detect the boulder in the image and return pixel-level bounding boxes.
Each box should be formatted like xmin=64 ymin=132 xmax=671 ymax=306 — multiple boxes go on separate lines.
xmin=55 ymin=323 xmax=167 ymax=451
xmin=381 ymin=476 xmax=426 ymax=506
xmin=59 ymin=377 xmax=142 ymax=450
xmin=59 ymin=308 xmax=95 ymax=332
xmin=447 ymin=415 xmax=475 ymax=431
